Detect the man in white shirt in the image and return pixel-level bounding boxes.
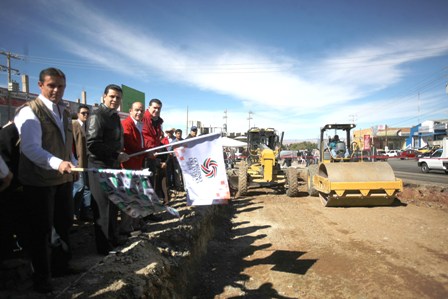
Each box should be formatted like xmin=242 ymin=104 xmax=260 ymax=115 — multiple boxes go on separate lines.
xmin=14 ymin=67 xmax=77 ymax=293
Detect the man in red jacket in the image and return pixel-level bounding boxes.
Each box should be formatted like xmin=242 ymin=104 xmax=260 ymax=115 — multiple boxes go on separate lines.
xmin=121 ymin=101 xmax=145 ymax=170
xmin=142 ymin=98 xmax=165 ymax=183
xmin=142 ymin=99 xmax=165 ymax=220
xmin=142 ymin=99 xmax=164 ymax=150
xmin=120 ymin=101 xmax=146 ymax=234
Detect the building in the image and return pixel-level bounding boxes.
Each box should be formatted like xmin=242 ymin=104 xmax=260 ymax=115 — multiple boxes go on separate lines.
xmin=0 ymin=87 xmax=90 ymax=126
xmin=408 ymin=120 xmax=448 ymax=149
xmin=353 ymin=126 xmax=410 ymax=151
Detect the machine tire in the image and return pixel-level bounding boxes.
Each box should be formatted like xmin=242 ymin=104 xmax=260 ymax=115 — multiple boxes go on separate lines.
xmin=238 ymin=162 xmax=248 ymax=196
xmin=286 ymin=167 xmax=300 ymax=197
xmin=307 ymin=164 xmax=319 ymax=197
xmin=420 ymin=162 xmax=430 ymax=173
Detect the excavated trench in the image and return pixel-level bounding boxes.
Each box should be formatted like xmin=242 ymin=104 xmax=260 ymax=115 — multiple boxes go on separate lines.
xmin=0 ymin=194 xmax=233 ymax=298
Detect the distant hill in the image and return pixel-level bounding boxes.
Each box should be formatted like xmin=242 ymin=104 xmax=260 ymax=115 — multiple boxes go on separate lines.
xmin=283 ymin=139 xmax=319 ymax=145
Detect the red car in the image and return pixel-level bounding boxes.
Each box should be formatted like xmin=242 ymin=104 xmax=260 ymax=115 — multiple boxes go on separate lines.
xmin=400 ymin=149 xmax=418 ymax=160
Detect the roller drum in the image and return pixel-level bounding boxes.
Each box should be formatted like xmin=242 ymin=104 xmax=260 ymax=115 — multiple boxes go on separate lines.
xmin=314 ymin=162 xmax=402 ymax=207
xmin=318 ymin=162 xmax=396 ymax=182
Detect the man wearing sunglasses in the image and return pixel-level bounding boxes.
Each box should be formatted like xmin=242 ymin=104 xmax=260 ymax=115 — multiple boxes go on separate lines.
xmin=72 ymin=105 xmax=92 ymax=222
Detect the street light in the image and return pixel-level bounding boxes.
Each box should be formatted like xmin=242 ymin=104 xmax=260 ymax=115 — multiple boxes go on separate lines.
xmin=248 ymin=111 xmax=253 ymax=129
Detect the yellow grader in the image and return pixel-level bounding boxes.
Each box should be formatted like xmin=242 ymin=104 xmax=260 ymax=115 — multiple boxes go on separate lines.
xmin=307 ymin=124 xmax=403 ymax=207
xmin=231 ymin=127 xmax=300 ymax=197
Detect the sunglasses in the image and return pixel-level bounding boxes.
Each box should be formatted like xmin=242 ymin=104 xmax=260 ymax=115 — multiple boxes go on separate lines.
xmin=80 ymin=112 xmax=90 ymax=116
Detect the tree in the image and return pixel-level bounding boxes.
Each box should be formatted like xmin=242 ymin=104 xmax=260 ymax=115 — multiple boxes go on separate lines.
xmin=289 ymin=141 xmax=317 ymax=152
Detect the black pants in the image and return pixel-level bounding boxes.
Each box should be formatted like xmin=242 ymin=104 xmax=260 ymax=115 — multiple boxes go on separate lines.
xmin=144 ymin=158 xmax=165 ymax=199
xmin=88 ymin=160 xmax=120 ymax=255
xmin=0 ymin=189 xmax=27 ymax=261
xmin=21 ymin=183 xmax=73 ymax=280
xmin=166 ymin=157 xmax=175 ymax=189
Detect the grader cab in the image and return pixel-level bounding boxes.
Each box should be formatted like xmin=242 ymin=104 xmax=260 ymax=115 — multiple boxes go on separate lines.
xmin=307 ymin=124 xmax=403 ymax=207
xmin=233 ymin=127 xmax=299 ymax=197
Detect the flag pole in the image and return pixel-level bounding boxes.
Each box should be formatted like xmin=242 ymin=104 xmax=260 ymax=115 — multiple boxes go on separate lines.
xmin=127 ymin=133 xmax=221 ymax=158
xmin=71 ymin=168 xmax=153 ymax=176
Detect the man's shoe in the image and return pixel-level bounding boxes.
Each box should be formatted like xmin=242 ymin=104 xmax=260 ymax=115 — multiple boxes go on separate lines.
xmin=33 ymin=278 xmax=54 ymax=293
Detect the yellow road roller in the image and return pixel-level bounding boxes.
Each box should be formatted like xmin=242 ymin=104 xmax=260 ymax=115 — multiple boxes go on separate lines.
xmin=307 ymin=124 xmax=402 ymax=207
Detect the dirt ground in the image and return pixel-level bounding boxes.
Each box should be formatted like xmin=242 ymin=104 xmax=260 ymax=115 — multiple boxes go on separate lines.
xmin=1 ymin=183 xmax=447 ymax=298
xmin=192 ymin=184 xmax=448 ymax=299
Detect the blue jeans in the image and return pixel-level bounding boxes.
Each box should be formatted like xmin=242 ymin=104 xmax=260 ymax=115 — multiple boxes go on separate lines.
xmin=72 ymin=172 xmax=91 ymax=216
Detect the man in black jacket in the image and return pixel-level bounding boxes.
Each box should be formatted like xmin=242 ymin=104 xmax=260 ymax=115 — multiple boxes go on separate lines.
xmin=0 ymin=121 xmax=22 ymax=265
xmin=86 ymin=84 xmax=129 ymax=255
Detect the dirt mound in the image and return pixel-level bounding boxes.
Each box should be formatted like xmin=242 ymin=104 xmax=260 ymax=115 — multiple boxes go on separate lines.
xmin=398 ymin=184 xmax=448 ymax=209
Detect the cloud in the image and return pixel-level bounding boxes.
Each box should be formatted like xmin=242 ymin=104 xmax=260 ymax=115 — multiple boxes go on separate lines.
xmin=9 ymin=0 xmax=448 ymax=139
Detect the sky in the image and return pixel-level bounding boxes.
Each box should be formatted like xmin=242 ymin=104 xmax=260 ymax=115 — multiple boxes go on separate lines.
xmin=1 ymin=0 xmax=448 ymax=140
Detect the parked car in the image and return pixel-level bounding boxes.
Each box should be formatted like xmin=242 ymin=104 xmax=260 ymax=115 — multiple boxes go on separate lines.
xmin=386 ymin=150 xmax=401 ymax=158
xmin=373 ymin=149 xmax=388 ymax=161
xmin=400 ymin=149 xmax=418 ymax=160
xmin=352 ymin=150 xmax=388 ymax=162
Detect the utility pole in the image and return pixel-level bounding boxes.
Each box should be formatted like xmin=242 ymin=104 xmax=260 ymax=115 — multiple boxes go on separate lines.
xmin=385 ymin=124 xmax=388 ymax=150
xmin=223 ymin=109 xmax=228 ymax=136
xmin=348 ymin=114 xmax=357 ymax=124
xmin=248 ymin=111 xmax=253 ymax=129
xmin=0 ymin=50 xmax=23 ymax=120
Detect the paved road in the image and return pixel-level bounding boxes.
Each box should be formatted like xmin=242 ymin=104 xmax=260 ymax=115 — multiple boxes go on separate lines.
xmin=387 ymin=158 xmax=447 ymax=186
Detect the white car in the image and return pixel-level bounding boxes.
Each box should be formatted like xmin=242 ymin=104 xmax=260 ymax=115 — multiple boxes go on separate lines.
xmin=386 ymin=150 xmax=400 ymax=158
xmin=417 ymin=149 xmax=448 ymax=174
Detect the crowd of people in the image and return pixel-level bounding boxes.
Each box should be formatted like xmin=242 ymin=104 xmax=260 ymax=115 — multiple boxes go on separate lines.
xmin=0 ymin=67 xmax=189 ymax=294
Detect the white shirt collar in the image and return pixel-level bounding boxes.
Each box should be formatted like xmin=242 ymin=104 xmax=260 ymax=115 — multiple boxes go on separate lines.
xmin=131 ymin=116 xmax=143 ymax=131
xmin=38 ymin=94 xmax=65 ymax=113
xmin=38 ymin=94 xmax=56 ymax=110
xmin=131 ymin=116 xmax=142 ymax=125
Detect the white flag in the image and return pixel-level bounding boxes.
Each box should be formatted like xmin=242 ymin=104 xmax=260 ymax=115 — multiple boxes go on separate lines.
xmin=173 ymin=133 xmax=230 ymax=206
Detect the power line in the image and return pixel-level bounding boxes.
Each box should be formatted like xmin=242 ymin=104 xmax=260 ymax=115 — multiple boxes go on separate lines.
xmin=15 ymin=45 xmax=448 ymax=74
xmin=355 ymin=67 xmax=448 ymax=122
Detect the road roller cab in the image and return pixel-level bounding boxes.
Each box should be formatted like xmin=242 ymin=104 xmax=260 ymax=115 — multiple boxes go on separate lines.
xmin=307 ymin=124 xmax=403 ymax=207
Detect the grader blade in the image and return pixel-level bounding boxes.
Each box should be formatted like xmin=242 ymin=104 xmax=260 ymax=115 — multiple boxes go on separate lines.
xmin=312 ymin=162 xmax=402 ymax=207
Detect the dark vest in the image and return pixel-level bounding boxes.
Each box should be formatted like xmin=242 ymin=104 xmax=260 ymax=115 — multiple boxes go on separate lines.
xmin=18 ymin=98 xmax=74 ymax=186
